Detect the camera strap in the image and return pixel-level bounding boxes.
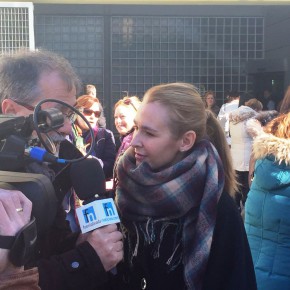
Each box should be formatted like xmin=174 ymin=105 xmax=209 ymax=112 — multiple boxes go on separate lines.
xmin=0 ymin=217 xmax=37 ymax=267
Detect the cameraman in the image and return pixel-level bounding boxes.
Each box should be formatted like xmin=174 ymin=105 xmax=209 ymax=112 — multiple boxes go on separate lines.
xmin=0 ymin=188 xmax=39 ymax=289
xmin=0 ymin=50 xmax=123 ymax=290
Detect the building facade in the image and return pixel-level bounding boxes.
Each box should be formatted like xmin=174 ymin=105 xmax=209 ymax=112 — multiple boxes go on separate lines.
xmin=1 ymin=3 xmax=290 ymax=129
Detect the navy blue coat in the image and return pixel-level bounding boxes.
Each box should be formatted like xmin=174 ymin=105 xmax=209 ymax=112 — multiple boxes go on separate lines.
xmin=84 ymin=128 xmax=116 ymax=179
xmin=109 ymin=192 xmax=257 ymax=290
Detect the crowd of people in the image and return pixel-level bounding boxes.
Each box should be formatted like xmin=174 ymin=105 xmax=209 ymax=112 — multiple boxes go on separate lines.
xmin=0 ymin=48 xmax=289 ymax=290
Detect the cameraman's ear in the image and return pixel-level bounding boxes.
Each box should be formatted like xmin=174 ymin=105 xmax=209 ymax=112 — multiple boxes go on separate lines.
xmin=2 ymin=99 xmax=17 ymax=114
xmin=179 ymin=130 xmax=196 ymax=152
xmin=2 ymin=99 xmax=24 ymax=115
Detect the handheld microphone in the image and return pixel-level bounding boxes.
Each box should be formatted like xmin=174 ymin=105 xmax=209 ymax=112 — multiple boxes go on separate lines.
xmin=26 ymin=147 xmax=66 ymax=164
xmin=70 ymin=158 xmax=120 ymax=233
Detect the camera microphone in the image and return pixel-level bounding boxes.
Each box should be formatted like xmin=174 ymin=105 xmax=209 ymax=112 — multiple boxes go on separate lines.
xmin=70 ymin=158 xmax=120 ymax=233
xmin=26 ymin=147 xmax=66 ymax=164
xmin=70 ymin=157 xmax=106 ymax=203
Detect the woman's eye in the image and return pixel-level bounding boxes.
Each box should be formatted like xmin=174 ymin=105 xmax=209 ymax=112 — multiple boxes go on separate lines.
xmin=145 ymin=131 xmax=154 ymax=136
xmin=114 ymin=115 xmax=125 ymax=119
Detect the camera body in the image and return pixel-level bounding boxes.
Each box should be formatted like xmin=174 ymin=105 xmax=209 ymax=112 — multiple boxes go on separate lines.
xmin=0 ymin=171 xmax=57 ymax=236
xmin=0 ymin=110 xmax=63 ymax=236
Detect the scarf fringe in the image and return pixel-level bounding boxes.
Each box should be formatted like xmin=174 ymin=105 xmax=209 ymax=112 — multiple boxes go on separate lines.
xmin=132 ymin=222 xmax=139 ymax=258
xmin=116 ymin=139 xmax=224 ymax=290
xmin=127 ymin=219 xmax=183 ymax=272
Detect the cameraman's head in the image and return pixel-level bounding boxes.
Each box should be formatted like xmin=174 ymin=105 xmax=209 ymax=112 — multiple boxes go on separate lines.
xmin=0 ymin=49 xmax=81 ymax=142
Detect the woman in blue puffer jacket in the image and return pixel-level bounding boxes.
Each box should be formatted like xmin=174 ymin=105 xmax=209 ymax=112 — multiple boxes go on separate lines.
xmin=245 ymin=112 xmax=290 ymax=290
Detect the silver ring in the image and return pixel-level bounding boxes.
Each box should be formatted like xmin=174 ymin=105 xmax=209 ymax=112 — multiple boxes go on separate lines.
xmin=16 ymin=208 xmax=23 ymax=212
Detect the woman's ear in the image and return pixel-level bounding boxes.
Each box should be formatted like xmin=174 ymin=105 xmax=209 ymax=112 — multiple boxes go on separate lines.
xmin=179 ymin=130 xmax=196 ymax=152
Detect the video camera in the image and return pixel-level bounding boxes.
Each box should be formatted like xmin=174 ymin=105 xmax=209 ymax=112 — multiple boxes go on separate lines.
xmin=0 ymin=108 xmax=64 ymax=171
xmin=0 ymin=98 xmax=95 ymax=237
xmin=0 ymin=99 xmax=96 ymax=267
xmin=0 ymin=107 xmax=64 ymax=236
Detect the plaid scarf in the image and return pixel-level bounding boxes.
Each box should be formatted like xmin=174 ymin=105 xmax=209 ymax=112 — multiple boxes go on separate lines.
xmin=115 ymin=139 xmax=225 ymax=290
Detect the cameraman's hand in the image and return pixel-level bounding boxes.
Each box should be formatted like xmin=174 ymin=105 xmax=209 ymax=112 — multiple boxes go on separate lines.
xmin=77 ymin=224 xmax=123 ymax=271
xmin=0 ymin=189 xmax=32 ymax=274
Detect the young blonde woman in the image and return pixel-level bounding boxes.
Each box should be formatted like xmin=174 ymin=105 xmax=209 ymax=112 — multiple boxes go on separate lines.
xmin=114 ymin=96 xmax=141 ymax=158
xmin=112 ymin=83 xmax=257 ymax=290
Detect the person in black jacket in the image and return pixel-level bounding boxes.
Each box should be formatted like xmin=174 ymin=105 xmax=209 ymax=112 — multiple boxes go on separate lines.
xmin=64 ymin=94 xmax=116 ymax=232
xmin=113 ymin=83 xmax=257 ymax=290
xmin=0 ymin=49 xmax=123 ymax=290
xmin=72 ymin=94 xmax=116 ymax=180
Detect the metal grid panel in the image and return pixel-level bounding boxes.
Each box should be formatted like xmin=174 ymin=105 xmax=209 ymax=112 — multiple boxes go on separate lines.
xmin=0 ymin=3 xmax=34 ymax=54
xmin=111 ymin=16 xmax=264 ymax=102
xmin=35 ymin=15 xmax=105 ymax=102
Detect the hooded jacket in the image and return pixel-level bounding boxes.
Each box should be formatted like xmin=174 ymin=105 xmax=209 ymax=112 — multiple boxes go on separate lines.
xmin=246 ymin=110 xmax=279 ymax=139
xmin=244 ymin=133 xmax=290 ymax=290
xmin=229 ymin=106 xmax=257 ymax=171
xmin=217 ymin=99 xmax=239 ymax=145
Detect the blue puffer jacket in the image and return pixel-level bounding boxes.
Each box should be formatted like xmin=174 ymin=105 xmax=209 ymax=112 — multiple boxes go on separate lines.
xmin=245 ymin=133 xmax=290 ymax=290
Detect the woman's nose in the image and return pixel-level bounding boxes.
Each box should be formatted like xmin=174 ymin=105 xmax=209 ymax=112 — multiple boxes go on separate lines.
xmin=131 ymin=131 xmax=141 ymax=147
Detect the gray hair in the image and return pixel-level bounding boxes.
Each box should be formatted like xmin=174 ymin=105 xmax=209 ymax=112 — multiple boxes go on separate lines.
xmin=0 ymin=49 xmax=81 ymax=112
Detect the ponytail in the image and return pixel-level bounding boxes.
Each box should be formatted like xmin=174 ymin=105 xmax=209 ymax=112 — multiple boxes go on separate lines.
xmin=205 ymin=110 xmax=238 ymax=196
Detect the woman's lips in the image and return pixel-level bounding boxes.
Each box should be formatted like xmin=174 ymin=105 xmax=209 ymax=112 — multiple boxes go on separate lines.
xmin=117 ymin=125 xmax=126 ymax=131
xmin=135 ymin=152 xmax=145 ymax=163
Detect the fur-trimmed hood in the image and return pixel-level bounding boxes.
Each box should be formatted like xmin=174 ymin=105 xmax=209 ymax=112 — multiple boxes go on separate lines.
xmin=253 ymin=133 xmax=290 ymax=165
xmin=229 ymin=106 xmax=257 ymax=125
xmin=246 ymin=110 xmax=279 ymax=138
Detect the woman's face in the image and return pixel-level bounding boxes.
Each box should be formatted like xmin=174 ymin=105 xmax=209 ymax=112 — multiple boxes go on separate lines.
xmin=131 ymin=102 xmax=184 ymax=170
xmin=114 ymin=105 xmax=136 ymax=135
xmin=206 ymin=94 xmax=215 ymax=107
xmin=77 ymin=102 xmax=100 ymax=130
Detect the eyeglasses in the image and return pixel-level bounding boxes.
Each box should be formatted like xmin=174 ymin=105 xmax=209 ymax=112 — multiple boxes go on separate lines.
xmin=123 ymin=98 xmax=137 ymax=111
xmin=13 ymin=100 xmax=35 ymax=111
xmin=82 ymin=108 xmax=101 ymax=118
xmin=13 ymin=99 xmax=77 ymax=122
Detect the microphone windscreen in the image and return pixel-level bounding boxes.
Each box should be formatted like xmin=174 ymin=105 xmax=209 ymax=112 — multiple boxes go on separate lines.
xmin=70 ymin=158 xmax=106 ymax=201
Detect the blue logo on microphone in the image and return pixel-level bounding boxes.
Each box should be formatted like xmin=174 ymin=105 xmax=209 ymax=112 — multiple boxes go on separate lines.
xmin=102 ymin=202 xmax=115 ymax=217
xmin=82 ymin=206 xmax=97 ymax=223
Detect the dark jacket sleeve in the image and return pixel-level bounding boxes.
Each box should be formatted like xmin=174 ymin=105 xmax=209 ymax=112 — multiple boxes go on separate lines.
xmin=37 ymin=241 xmax=108 ymax=290
xmin=35 ymin=205 xmax=108 ymax=290
xmin=94 ymin=129 xmax=116 ymax=180
xmin=202 ymin=192 xmax=257 ymax=290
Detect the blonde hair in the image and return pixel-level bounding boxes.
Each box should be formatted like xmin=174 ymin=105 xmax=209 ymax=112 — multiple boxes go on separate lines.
xmin=114 ymin=96 xmax=141 ymax=112
xmin=143 ymin=83 xmax=237 ymax=196
xmin=205 ymin=110 xmax=238 ymax=196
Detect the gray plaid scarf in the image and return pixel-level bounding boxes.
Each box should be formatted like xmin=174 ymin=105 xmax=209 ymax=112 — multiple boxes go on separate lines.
xmin=115 ymin=139 xmax=225 ymax=290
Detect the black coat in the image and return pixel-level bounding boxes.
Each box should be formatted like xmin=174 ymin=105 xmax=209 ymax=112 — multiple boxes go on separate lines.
xmin=28 ymin=141 xmax=109 ymax=290
xmin=85 ymin=128 xmax=116 ymax=180
xmin=109 ymin=192 xmax=257 ymax=290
